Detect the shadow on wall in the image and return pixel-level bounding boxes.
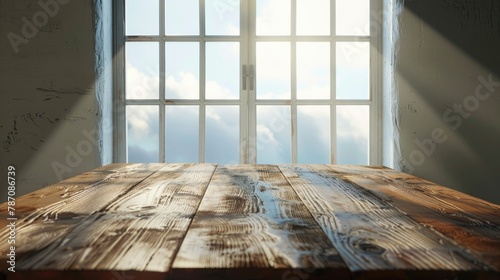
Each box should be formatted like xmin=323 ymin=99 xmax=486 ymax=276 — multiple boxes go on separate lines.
xmin=395 ymin=0 xmax=500 ymax=203
xmin=0 ymin=0 xmax=112 ymax=202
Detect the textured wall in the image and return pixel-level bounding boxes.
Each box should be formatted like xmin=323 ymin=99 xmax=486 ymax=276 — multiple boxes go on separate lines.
xmin=395 ymin=0 xmax=500 ymax=203
xmin=0 ymin=0 xmax=111 ymax=202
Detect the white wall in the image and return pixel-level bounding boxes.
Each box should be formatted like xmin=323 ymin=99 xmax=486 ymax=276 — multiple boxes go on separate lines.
xmin=393 ymin=0 xmax=500 ymax=204
xmin=0 ymin=0 xmax=112 ymax=202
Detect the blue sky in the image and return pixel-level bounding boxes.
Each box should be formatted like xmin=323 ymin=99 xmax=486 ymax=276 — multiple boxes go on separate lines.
xmin=124 ymin=0 xmax=370 ymax=165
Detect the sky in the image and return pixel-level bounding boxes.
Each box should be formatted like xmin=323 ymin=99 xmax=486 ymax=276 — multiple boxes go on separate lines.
xmin=124 ymin=0 xmax=370 ymax=165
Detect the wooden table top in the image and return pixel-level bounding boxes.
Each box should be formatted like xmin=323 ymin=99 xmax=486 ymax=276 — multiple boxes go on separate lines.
xmin=1 ymin=163 xmax=499 ymax=280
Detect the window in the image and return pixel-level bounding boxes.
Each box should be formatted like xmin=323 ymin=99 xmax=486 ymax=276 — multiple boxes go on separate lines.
xmin=114 ymin=0 xmax=382 ymax=164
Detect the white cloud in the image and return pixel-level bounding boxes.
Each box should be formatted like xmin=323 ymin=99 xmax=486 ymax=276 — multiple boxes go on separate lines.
xmin=256 ymin=106 xmax=292 ymax=163
xmin=297 ymin=85 xmax=329 ymax=99
xmin=298 ymin=105 xmax=330 ymax=139
xmin=257 ymin=90 xmax=291 ymax=100
xmin=127 ymin=106 xmax=157 ymax=141
xmin=127 ymin=105 xmax=160 ymax=163
xmin=256 ymin=0 xmax=291 ymax=35
xmin=337 ymin=42 xmax=370 ymax=67
xmin=206 ymin=106 xmax=221 ymax=121
xmin=206 ymin=80 xmax=234 ymax=99
xmin=336 ymin=105 xmax=369 ymax=164
xmin=166 ymin=72 xmax=199 ymax=99
xmin=256 ymin=42 xmax=291 ymax=82
xmin=126 ymin=62 xmax=159 ymax=99
xmin=337 ymin=106 xmax=369 ymax=140
xmin=297 ymin=0 xmax=330 ymax=35
xmin=256 ymin=124 xmax=279 ymax=147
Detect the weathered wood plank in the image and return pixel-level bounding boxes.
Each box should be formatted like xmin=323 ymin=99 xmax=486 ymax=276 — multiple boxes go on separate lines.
xmin=337 ymin=169 xmax=500 ymax=271
xmin=0 ymin=163 xmax=162 ymax=272
xmin=12 ymin=163 xmax=216 ymax=273
xmin=321 ymin=165 xmax=395 ymax=175
xmin=173 ymin=164 xmax=348 ymax=279
xmin=0 ymin=163 xmax=140 ymax=220
xmin=279 ymin=164 xmax=493 ymax=275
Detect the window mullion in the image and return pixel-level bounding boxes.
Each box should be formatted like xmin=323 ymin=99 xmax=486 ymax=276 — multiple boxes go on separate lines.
xmin=330 ymin=0 xmax=337 ymax=164
xmin=114 ymin=0 xmax=126 ymax=163
xmin=370 ymin=0 xmax=383 ymax=165
xmin=246 ymin=0 xmax=257 ymax=164
xmin=291 ymin=0 xmax=298 ymax=164
xmin=240 ymin=0 xmax=249 ymax=164
xmin=159 ymin=0 xmax=166 ymax=163
xmin=199 ymin=0 xmax=206 ymax=163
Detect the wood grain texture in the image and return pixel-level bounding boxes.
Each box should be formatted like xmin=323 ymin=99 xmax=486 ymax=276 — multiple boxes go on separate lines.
xmin=13 ymin=163 xmax=216 ymax=273
xmin=2 ymin=163 xmax=498 ymax=279
xmin=0 ymin=163 xmax=162 ymax=271
xmin=337 ymin=169 xmax=500 ymax=271
xmin=173 ymin=164 xmax=348 ymax=278
xmin=279 ymin=164 xmax=493 ymax=273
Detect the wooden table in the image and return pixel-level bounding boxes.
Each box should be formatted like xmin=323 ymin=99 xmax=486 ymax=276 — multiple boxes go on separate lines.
xmin=1 ymin=164 xmax=499 ymax=280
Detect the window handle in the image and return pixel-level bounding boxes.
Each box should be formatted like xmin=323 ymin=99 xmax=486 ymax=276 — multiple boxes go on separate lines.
xmin=242 ymin=64 xmax=247 ymax=90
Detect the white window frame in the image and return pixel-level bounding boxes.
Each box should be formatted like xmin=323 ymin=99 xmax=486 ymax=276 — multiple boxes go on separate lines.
xmin=113 ymin=0 xmax=382 ymax=165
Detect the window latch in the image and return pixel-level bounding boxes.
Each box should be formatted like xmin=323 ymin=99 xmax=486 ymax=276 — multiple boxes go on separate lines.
xmin=242 ymin=65 xmax=255 ymax=91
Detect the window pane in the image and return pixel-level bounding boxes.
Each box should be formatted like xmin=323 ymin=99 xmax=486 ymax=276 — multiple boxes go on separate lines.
xmin=336 ymin=105 xmax=369 ymax=164
xmin=126 ymin=0 xmax=159 ymax=35
xmin=298 ymin=106 xmax=330 ymax=163
xmin=257 ymin=106 xmax=291 ymax=164
xmin=206 ymin=106 xmax=240 ymax=163
xmin=297 ymin=42 xmax=330 ymax=100
xmin=166 ymin=106 xmax=199 ymax=162
xmin=336 ymin=0 xmax=370 ymax=36
xmin=127 ymin=106 xmax=159 ymax=163
xmin=336 ymin=42 xmax=370 ymax=100
xmin=256 ymin=0 xmax=290 ymax=36
xmin=297 ymin=0 xmax=330 ymax=35
xmin=206 ymin=0 xmax=240 ymax=36
xmin=126 ymin=42 xmax=159 ymax=99
xmin=166 ymin=42 xmax=199 ymax=99
xmin=256 ymin=42 xmax=291 ymax=99
xmin=206 ymin=42 xmax=240 ymax=99
xmin=166 ymin=0 xmax=199 ymax=35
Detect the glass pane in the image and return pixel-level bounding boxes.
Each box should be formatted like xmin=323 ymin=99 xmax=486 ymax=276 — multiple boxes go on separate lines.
xmin=336 ymin=105 xmax=369 ymax=164
xmin=127 ymin=106 xmax=159 ymax=163
xmin=206 ymin=106 xmax=240 ymax=163
xmin=206 ymin=42 xmax=240 ymax=99
xmin=256 ymin=106 xmax=291 ymax=164
xmin=166 ymin=42 xmax=199 ymax=99
xmin=126 ymin=42 xmax=159 ymax=99
xmin=126 ymin=0 xmax=159 ymax=35
xmin=336 ymin=0 xmax=370 ymax=36
xmin=298 ymin=106 xmax=330 ymax=163
xmin=166 ymin=0 xmax=199 ymax=35
xmin=297 ymin=42 xmax=330 ymax=100
xmin=256 ymin=42 xmax=291 ymax=99
xmin=206 ymin=0 xmax=240 ymax=35
xmin=166 ymin=106 xmax=199 ymax=162
xmin=256 ymin=0 xmax=290 ymax=36
xmin=297 ymin=0 xmax=330 ymax=35
xmin=336 ymin=42 xmax=370 ymax=100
